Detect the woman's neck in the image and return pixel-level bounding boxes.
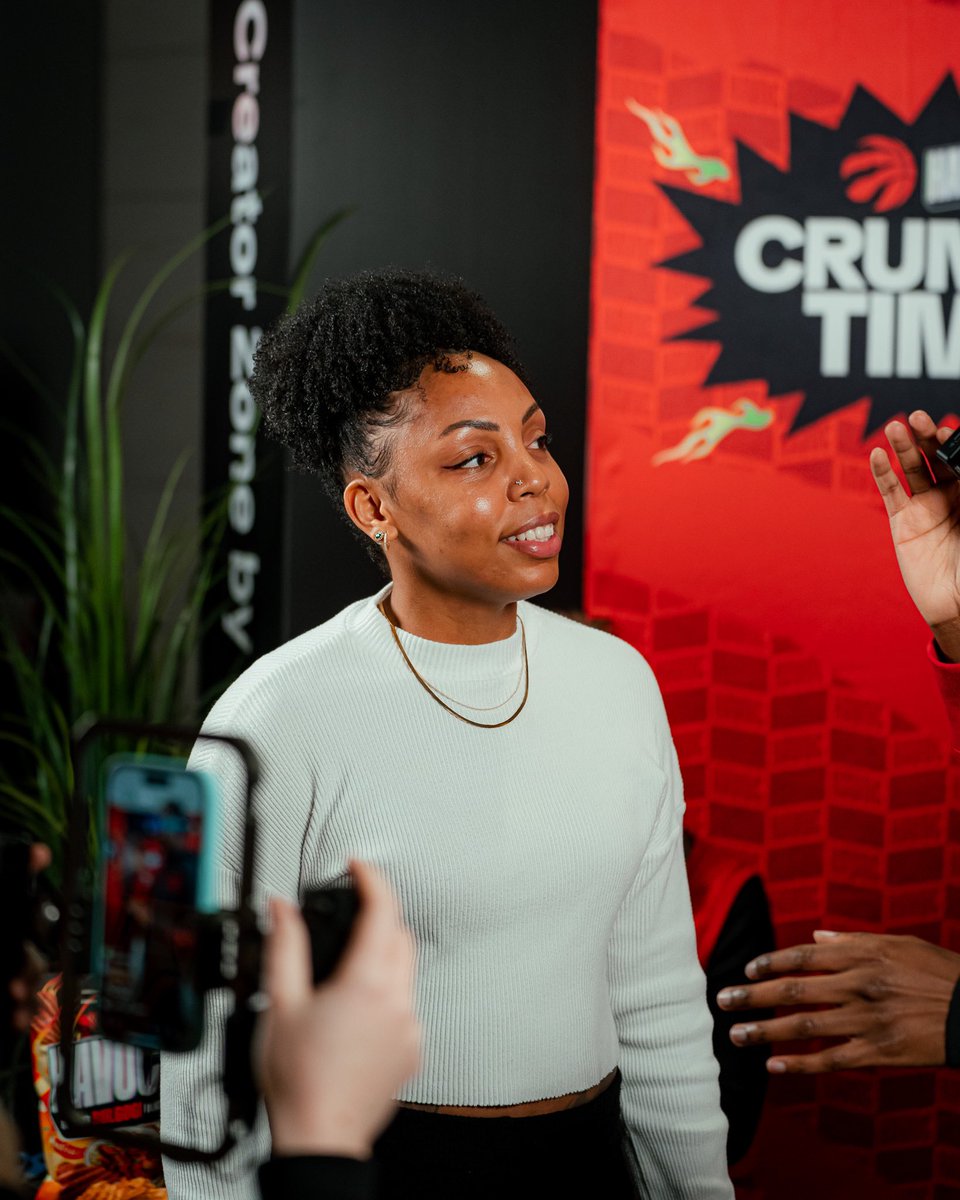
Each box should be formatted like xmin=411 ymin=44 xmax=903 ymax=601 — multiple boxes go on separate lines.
xmin=383 ymin=583 xmax=518 ymax=645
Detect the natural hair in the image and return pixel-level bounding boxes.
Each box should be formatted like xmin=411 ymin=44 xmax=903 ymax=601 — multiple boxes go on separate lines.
xmin=250 ymin=268 xmax=527 ymax=508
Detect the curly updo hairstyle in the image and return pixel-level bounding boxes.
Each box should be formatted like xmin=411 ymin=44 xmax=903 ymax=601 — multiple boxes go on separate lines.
xmin=250 ymin=268 xmax=527 ymax=512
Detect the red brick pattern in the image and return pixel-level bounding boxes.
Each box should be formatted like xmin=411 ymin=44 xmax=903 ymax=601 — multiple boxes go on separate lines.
xmin=587 ymin=12 xmax=960 ymax=1195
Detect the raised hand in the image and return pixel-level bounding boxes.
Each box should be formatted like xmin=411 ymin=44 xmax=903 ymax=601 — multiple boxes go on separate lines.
xmin=870 ymin=411 xmax=960 ymax=659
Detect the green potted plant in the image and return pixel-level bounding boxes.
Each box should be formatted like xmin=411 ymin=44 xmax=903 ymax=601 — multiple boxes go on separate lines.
xmin=0 ymin=211 xmax=349 ymax=884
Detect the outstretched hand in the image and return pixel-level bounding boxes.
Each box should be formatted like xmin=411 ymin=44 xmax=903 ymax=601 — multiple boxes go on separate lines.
xmin=870 ymin=411 xmax=960 ymax=659
xmin=716 ymin=930 xmax=960 ymax=1073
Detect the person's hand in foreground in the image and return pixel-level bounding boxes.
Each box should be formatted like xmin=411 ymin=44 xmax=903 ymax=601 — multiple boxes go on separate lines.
xmin=870 ymin=410 xmax=960 ymax=661
xmin=256 ymin=860 xmax=420 ymax=1159
xmin=7 ymin=842 xmax=51 ymax=1035
xmin=715 ymin=931 xmax=960 ymax=1073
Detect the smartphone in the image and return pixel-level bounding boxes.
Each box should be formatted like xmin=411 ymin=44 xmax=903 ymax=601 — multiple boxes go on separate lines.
xmin=95 ymin=755 xmax=220 ymax=1052
xmin=301 ymin=887 xmax=360 ymax=984
xmin=936 ymin=425 xmax=960 ymax=478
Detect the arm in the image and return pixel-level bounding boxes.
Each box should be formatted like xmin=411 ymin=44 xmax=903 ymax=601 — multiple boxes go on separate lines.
xmin=715 ymin=930 xmax=960 ymax=1072
xmin=255 ymin=861 xmax=419 ymax=1200
xmin=609 ymin=740 xmax=732 ymax=1199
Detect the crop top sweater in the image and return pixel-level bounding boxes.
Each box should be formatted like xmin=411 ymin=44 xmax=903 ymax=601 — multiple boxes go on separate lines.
xmin=159 ymin=587 xmax=732 ymax=1198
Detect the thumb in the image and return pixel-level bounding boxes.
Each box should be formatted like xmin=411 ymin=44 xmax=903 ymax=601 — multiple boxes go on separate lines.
xmin=813 ymin=929 xmax=868 ymax=943
xmin=263 ymin=897 xmax=312 ymax=1012
xmin=334 ymin=859 xmax=403 ymax=984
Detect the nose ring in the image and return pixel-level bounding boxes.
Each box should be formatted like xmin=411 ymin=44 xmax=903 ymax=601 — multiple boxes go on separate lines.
xmin=514 ymin=479 xmax=523 ymax=487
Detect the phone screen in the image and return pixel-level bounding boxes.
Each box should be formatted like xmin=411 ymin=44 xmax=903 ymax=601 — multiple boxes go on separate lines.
xmin=97 ymin=757 xmax=218 ymax=1051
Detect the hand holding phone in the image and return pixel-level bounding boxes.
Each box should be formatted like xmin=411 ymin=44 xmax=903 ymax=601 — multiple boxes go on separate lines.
xmin=257 ymin=861 xmax=419 ymax=1159
xmin=300 ymin=886 xmax=360 ymax=984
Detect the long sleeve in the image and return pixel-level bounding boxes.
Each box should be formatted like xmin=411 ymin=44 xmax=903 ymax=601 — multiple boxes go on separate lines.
xmin=607 ymin=740 xmax=732 ymax=1199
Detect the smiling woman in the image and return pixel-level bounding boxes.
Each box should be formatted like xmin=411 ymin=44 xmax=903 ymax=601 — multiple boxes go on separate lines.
xmin=342 ymin=352 xmax=569 ymax=647
xmin=159 ymin=269 xmax=733 ymax=1200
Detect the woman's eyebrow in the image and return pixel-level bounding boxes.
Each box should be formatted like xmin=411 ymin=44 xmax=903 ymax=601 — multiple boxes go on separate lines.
xmin=439 ymin=418 xmax=499 ymax=437
xmin=438 ymin=403 xmax=541 ymax=439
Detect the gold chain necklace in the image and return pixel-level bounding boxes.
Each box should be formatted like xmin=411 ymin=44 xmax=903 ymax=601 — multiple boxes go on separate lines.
xmin=377 ymin=601 xmax=529 ymax=729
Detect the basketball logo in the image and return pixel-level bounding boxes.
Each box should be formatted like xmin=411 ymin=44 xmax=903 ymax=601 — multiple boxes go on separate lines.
xmin=840 ymin=134 xmax=917 ymax=212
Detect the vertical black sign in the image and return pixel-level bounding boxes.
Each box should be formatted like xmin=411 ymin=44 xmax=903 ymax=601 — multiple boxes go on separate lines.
xmin=203 ymin=0 xmax=291 ymax=692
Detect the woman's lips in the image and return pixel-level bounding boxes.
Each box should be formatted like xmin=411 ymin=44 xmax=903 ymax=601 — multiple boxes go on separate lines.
xmin=502 ymin=530 xmax=562 ymax=558
xmin=501 ymin=523 xmax=561 ymax=559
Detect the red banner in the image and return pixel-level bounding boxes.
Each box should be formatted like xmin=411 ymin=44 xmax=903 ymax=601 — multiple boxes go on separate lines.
xmin=587 ymin=1 xmax=960 ymax=1192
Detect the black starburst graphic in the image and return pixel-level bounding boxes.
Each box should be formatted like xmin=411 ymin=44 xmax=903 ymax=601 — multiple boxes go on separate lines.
xmin=659 ymin=74 xmax=960 ymax=434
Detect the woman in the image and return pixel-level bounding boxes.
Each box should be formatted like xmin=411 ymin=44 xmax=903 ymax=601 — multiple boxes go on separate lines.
xmin=160 ymin=270 xmax=732 ymax=1199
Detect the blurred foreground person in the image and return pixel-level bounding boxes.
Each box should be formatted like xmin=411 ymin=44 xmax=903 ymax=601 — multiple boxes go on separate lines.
xmin=718 ymin=411 xmax=960 ymax=1072
xmin=256 ymin=861 xmax=419 ymax=1200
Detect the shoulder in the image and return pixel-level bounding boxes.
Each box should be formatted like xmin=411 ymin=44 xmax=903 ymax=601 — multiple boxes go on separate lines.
xmin=523 ymin=604 xmax=672 ymax=756
xmin=522 ymin=603 xmax=660 ymax=691
xmin=202 ymin=593 xmax=379 ymax=734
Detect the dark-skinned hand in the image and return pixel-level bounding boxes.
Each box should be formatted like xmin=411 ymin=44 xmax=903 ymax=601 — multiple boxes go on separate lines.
xmin=715 ymin=930 xmax=960 ymax=1073
xmin=870 ymin=410 xmax=960 ymax=661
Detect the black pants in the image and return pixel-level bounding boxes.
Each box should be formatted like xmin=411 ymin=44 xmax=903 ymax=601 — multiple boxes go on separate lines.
xmin=374 ymin=1072 xmax=638 ymax=1199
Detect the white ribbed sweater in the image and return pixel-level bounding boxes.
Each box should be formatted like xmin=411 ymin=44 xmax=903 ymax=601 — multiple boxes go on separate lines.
xmin=160 ymin=588 xmax=732 ymax=1198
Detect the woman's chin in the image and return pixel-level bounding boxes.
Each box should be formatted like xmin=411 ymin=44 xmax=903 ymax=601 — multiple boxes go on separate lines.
xmin=513 ymin=559 xmax=561 ymax=601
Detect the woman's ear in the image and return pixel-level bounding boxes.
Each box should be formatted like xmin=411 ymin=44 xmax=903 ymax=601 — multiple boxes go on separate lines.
xmin=343 ymin=477 xmax=395 ymax=547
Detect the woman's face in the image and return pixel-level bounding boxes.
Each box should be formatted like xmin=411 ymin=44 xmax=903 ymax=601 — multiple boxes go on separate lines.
xmin=374 ymin=353 xmax=569 ymax=609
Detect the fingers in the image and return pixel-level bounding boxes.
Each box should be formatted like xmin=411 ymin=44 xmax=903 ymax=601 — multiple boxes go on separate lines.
xmin=884 ymin=420 xmax=935 ymax=495
xmin=338 ymin=861 xmax=410 ymax=987
xmin=870 ymin=446 xmax=909 ymax=518
xmin=348 ymin=859 xmax=398 ymax=925
xmin=728 ymin=1007 xmax=867 ymax=1048
xmin=908 ymin=411 xmax=956 ymax=484
xmin=743 ymin=936 xmax=878 ymax=980
xmin=717 ymin=968 xmax=854 ymax=1012
xmin=764 ymin=1043 xmax=864 ymax=1074
xmin=264 ymin=897 xmax=312 ymax=1012
xmin=29 ymin=843 xmax=51 ymax=874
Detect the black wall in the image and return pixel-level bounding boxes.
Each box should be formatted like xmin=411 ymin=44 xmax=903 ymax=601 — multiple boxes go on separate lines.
xmin=282 ymin=0 xmax=598 ymax=635
xmin=0 ymin=2 xmax=101 ymax=704
xmin=2 ymin=4 xmax=101 ymax=359
xmin=1 ymin=2 xmax=101 ymax=471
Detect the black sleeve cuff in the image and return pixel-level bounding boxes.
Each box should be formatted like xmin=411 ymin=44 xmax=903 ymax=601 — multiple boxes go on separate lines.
xmin=946 ymin=977 xmax=960 ymax=1068
xmin=258 ymin=1154 xmax=377 ymax=1200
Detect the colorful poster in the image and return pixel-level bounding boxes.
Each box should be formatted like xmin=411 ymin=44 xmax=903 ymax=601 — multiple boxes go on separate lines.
xmin=587 ymin=2 xmax=960 ymax=1192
